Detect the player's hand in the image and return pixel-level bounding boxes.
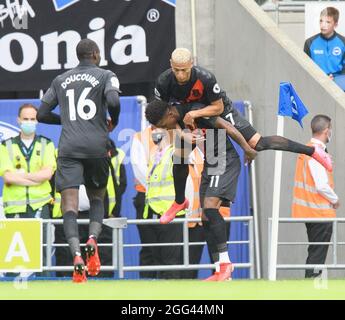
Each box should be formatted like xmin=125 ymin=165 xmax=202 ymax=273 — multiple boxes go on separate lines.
xmin=329 ymin=74 xmax=334 ymax=80
xmin=183 ymin=111 xmax=197 ymax=130
xmin=332 ymin=201 xmax=340 ymax=209
xmin=180 ymin=130 xmax=204 ymax=144
xmin=191 ymin=128 xmax=206 ymax=143
xmin=107 ymin=118 xmax=115 ymax=132
xmin=244 ymin=147 xmax=257 ymax=165
xmin=192 ymin=128 xmax=206 ymax=138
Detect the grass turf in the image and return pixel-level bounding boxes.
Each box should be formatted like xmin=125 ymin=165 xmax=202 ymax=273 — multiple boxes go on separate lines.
xmin=1 ymin=279 xmax=345 ymax=300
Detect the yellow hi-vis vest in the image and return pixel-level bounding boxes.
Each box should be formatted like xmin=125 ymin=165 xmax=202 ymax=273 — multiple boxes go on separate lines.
xmin=0 ymin=135 xmax=55 ymax=214
xmin=143 ymin=145 xmax=185 ymax=218
xmin=52 ymin=148 xmax=62 ymax=218
xmin=52 ymin=191 xmax=62 ymax=218
xmin=107 ymin=148 xmax=126 ymax=215
xmin=292 ymin=142 xmax=336 ymax=218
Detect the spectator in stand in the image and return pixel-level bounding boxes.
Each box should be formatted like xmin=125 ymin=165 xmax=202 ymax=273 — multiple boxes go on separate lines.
xmin=304 ymin=7 xmax=345 ymax=87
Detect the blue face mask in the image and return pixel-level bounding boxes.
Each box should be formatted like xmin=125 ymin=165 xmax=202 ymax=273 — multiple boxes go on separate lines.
xmin=20 ymin=121 xmax=37 ymax=135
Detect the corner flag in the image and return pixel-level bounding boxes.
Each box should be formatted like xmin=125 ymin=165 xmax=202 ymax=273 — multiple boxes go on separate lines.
xmin=269 ymin=82 xmax=309 ymax=281
xmin=278 ymin=82 xmax=309 ymax=128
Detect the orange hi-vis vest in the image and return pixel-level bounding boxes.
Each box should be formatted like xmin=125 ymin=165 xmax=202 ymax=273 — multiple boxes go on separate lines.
xmin=292 ymin=142 xmax=335 ymax=218
xmin=219 ymin=206 xmax=231 ymax=218
xmin=133 ymin=127 xmax=157 ymax=193
xmin=187 ymin=148 xmax=231 ymax=227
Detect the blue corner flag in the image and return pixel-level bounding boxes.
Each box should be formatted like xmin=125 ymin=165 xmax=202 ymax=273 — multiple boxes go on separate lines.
xmin=278 ymin=82 xmax=309 ymax=128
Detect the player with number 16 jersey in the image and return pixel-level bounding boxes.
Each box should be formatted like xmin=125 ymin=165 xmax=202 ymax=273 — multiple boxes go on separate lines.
xmin=37 ymin=39 xmax=120 ymax=283
xmin=41 ymin=51 xmax=120 ymax=158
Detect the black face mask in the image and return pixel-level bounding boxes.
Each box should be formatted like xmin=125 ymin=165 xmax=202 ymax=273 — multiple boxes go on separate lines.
xmin=152 ymin=132 xmax=164 ymax=145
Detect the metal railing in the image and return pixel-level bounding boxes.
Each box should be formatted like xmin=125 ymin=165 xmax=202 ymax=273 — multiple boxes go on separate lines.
xmin=39 ymin=216 xmax=255 ymax=279
xmin=262 ymin=0 xmax=341 ymax=12
xmin=245 ymin=100 xmax=261 ymax=279
xmin=40 ymin=218 xmax=127 ymax=277
xmin=261 ymin=0 xmax=343 ymax=25
xmin=268 ymin=217 xmax=345 ymax=272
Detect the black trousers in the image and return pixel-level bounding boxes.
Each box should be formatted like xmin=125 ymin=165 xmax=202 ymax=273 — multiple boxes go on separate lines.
xmin=305 ymin=222 xmax=333 ymax=278
xmin=180 ymin=224 xmax=205 ymax=279
xmin=141 ymin=206 xmax=184 ymax=279
xmin=54 ymin=211 xmax=113 ymax=277
xmin=134 ymin=191 xmax=220 ymax=279
xmin=133 ymin=191 xmax=158 ymax=279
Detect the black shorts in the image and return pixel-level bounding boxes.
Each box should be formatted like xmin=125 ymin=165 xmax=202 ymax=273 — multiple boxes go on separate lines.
xmin=56 ymin=157 xmax=110 ymax=192
xmin=199 ymin=151 xmax=241 ymax=205
xmin=222 ymin=107 xmax=257 ymax=141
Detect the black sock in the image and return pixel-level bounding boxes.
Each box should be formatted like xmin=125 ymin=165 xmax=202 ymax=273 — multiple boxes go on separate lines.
xmin=172 ymin=162 xmax=189 ymax=204
xmin=202 ymin=219 xmax=219 ymax=263
xmin=63 ymin=211 xmax=81 ymax=257
xmin=255 ymin=136 xmax=314 ymax=156
xmin=204 ymin=208 xmax=228 ymax=250
xmin=89 ymin=198 xmax=104 ymax=239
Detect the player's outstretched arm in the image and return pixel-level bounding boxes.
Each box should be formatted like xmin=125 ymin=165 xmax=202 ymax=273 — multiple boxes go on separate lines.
xmin=37 ymin=102 xmax=61 ymax=124
xmin=215 ymin=117 xmax=257 ymax=163
xmin=106 ymin=90 xmax=120 ymax=131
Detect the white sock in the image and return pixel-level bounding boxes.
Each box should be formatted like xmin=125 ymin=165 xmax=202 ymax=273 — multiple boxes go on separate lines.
xmin=215 ymin=261 xmax=220 ymax=273
xmin=219 ymin=251 xmax=231 ymax=263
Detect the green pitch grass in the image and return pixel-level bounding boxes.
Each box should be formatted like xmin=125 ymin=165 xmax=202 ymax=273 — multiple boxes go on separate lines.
xmin=1 ymin=279 xmax=345 ymax=300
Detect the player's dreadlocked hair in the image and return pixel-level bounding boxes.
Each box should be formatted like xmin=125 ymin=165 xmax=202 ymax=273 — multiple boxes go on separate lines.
xmin=145 ymin=99 xmax=170 ymax=126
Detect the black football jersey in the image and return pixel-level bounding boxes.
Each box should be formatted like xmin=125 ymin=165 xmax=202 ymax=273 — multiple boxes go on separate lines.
xmin=42 ymin=62 xmax=120 ymax=158
xmin=155 ymin=66 xmax=234 ymax=115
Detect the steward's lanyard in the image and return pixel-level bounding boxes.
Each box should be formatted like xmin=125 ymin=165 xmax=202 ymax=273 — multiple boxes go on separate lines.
xmin=148 ymin=150 xmax=163 ymax=179
xmin=18 ymin=139 xmax=36 ymax=161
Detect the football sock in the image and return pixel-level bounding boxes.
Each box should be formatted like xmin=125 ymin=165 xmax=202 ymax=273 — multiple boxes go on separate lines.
xmin=172 ymin=162 xmax=189 ymax=204
xmin=89 ymin=198 xmax=104 ymax=239
xmin=63 ymin=210 xmax=81 ymax=257
xmin=255 ymin=136 xmax=314 ymax=156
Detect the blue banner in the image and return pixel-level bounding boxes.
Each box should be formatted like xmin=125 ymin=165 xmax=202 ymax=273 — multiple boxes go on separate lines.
xmin=0 ymin=98 xmax=251 ymax=279
xmin=0 ymin=97 xmax=141 ymax=278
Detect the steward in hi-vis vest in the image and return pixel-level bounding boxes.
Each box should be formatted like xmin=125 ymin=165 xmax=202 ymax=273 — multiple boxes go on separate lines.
xmin=291 ymin=115 xmax=339 ymax=278
xmin=0 ymin=104 xmax=56 ymax=217
xmin=292 ymin=142 xmax=336 ymax=218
